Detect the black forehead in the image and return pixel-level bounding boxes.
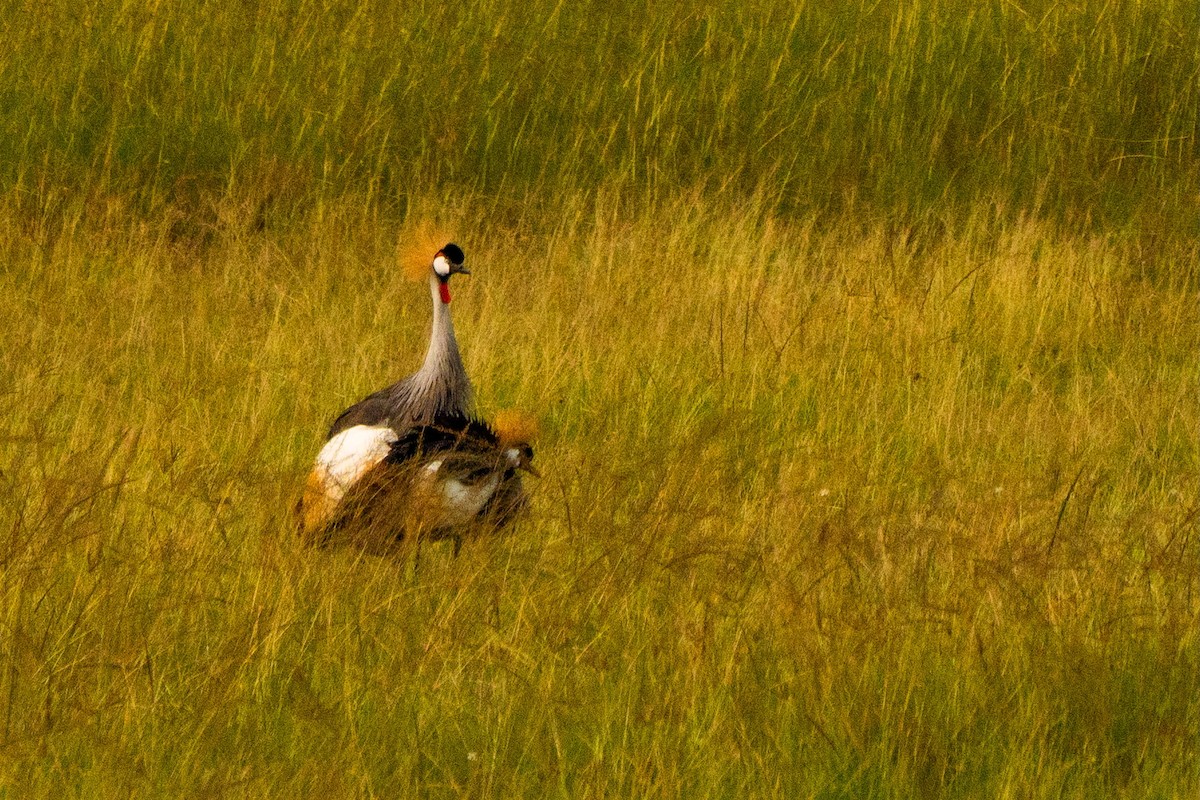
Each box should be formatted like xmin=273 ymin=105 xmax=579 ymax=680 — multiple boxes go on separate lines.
xmin=440 ymin=243 xmax=465 ymax=264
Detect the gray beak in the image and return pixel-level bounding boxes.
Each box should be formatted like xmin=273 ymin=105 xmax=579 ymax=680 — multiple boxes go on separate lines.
xmin=520 ymin=457 xmax=541 ymax=478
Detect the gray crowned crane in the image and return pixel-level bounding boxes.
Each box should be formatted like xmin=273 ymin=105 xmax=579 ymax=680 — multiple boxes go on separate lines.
xmin=299 ymin=241 xmax=475 ymax=537
xmin=310 ymin=412 xmax=539 ymax=554
xmin=298 ymin=240 xmax=538 ymax=549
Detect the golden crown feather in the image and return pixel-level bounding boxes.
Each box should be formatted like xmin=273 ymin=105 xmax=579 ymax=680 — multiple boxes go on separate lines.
xmin=492 ymin=409 xmax=540 ymax=446
xmin=397 ymin=222 xmax=457 ymax=282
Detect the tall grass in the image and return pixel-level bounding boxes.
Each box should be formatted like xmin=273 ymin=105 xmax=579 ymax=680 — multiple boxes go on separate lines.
xmin=0 ymin=0 xmax=1197 ymax=796
xmin=0 ymin=194 xmax=1195 ymax=796
xmin=0 ymin=0 xmax=1196 ymax=226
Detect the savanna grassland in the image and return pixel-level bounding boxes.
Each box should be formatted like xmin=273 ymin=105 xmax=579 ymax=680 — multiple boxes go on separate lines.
xmin=0 ymin=0 xmax=1197 ymax=797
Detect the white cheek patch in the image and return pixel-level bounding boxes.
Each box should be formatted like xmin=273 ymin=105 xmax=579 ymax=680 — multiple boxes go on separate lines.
xmin=432 ymin=254 xmax=451 ymax=276
xmin=314 ymin=425 xmax=398 ymax=502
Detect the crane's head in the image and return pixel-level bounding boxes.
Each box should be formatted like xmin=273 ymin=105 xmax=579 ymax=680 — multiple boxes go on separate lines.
xmin=399 ymin=225 xmax=468 ymax=301
xmin=493 ymin=409 xmax=540 ymax=477
xmin=432 ymin=243 xmax=469 ymax=304
xmin=504 ymin=442 xmax=539 ymax=477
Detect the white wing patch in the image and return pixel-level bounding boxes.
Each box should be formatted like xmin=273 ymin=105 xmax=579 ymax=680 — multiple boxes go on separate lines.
xmin=315 ymin=425 xmax=398 ymax=502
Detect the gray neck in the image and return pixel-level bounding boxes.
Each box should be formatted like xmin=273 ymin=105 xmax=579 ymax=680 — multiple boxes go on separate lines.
xmin=396 ymin=274 xmax=473 ymax=423
xmin=421 ymin=275 xmax=464 ymax=376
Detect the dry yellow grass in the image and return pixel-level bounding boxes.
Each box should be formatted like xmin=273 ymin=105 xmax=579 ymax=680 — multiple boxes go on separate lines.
xmin=0 ymin=0 xmax=1196 ymax=793
xmin=0 ymin=191 xmax=1195 ymax=797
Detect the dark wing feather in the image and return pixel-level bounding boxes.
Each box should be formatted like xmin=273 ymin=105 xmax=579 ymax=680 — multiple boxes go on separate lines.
xmin=327 ymin=388 xmax=395 ymax=438
xmin=384 ymin=415 xmax=499 ymax=465
xmin=328 ymin=386 xmax=484 ymax=441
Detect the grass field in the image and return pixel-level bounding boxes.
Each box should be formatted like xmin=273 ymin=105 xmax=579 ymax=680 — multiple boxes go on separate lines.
xmin=1 ymin=0 xmax=1198 ymax=797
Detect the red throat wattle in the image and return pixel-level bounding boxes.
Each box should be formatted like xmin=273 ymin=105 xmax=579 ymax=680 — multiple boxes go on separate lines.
xmin=438 ymin=283 xmax=452 ymax=304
